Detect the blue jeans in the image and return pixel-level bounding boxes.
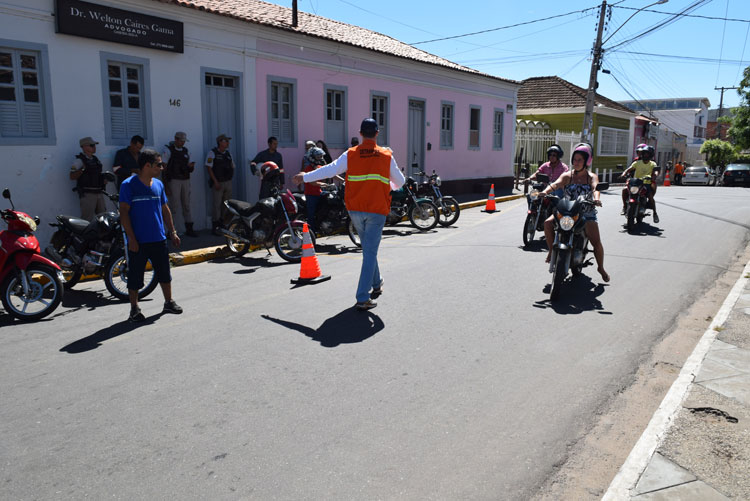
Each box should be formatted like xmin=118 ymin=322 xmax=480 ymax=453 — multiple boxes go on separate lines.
xmin=348 ymin=211 xmax=386 ymax=303
xmin=305 ymin=194 xmax=320 ymax=233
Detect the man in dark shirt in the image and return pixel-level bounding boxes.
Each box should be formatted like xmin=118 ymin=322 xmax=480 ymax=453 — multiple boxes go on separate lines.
xmin=250 ymin=136 xmax=285 ymax=199
xmin=113 ymin=135 xmax=144 ymax=189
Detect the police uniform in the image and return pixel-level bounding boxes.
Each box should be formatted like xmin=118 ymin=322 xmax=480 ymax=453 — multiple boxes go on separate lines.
xmin=163 ymin=137 xmax=194 ymax=235
xmin=205 ymin=138 xmax=235 ymax=229
xmin=70 ymin=147 xmax=107 ymax=221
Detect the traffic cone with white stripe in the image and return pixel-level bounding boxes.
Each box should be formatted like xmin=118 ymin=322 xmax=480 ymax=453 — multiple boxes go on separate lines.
xmin=663 ymin=170 xmax=671 ymax=187
xmin=482 ymin=184 xmax=497 ymax=213
xmin=290 ymin=223 xmax=331 ymax=285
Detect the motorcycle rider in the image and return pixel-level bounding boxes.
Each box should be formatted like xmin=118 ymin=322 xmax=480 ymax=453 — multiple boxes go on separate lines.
xmin=301 ymin=147 xmax=327 ymax=233
xmin=523 ymin=144 xmax=569 ymax=196
xmin=621 ymin=144 xmax=660 ymax=224
xmin=541 ymin=142 xmax=609 ymax=283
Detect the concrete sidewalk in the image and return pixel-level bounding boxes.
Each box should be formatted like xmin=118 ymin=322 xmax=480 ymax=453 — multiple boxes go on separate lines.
xmin=604 ymin=259 xmax=750 ymax=500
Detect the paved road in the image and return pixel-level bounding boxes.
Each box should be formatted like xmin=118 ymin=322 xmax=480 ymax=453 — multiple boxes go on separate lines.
xmin=2 ymin=187 xmax=749 ymax=500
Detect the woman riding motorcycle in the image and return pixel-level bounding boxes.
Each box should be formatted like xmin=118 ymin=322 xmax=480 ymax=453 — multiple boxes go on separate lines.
xmin=541 ymin=142 xmax=609 ymax=283
xmin=523 ymin=144 xmax=569 ymax=197
xmin=621 ymin=144 xmax=660 ymax=224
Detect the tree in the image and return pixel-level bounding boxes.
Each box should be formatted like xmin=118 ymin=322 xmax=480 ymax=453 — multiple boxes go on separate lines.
xmin=700 ymin=139 xmax=736 ymax=174
xmin=728 ymin=66 xmax=750 ymax=150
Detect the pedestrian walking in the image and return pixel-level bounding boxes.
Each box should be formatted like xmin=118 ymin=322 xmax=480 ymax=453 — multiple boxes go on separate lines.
xmin=205 ymin=134 xmax=235 ymax=235
xmin=250 ymin=136 xmax=285 ymax=199
xmin=119 ymin=148 xmax=183 ymax=322
xmin=113 ymin=135 xmax=144 ymax=189
xmin=163 ymin=131 xmax=197 ymax=237
xmin=69 ymin=136 xmax=109 ymax=221
xmin=293 ymin=118 xmax=405 ymax=310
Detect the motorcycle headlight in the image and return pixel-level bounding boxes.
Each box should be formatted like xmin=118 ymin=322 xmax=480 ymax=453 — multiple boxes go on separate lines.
xmin=630 ymin=186 xmax=640 ymax=194
xmin=18 ymin=214 xmax=37 ymax=231
xmin=558 ymin=215 xmax=576 ymax=231
xmin=529 ymin=189 xmax=540 ymax=201
xmin=434 ymin=176 xmax=441 ymax=187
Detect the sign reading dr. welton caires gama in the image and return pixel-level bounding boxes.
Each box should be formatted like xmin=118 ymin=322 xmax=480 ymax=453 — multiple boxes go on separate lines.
xmin=55 ymin=0 xmax=184 ymax=53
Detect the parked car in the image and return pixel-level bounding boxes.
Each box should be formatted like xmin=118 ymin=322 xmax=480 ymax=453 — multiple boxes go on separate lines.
xmin=721 ymin=163 xmax=750 ymax=186
xmin=682 ymin=166 xmax=716 ymax=186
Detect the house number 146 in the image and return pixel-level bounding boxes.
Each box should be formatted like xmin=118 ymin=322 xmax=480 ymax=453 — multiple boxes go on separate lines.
xmin=169 ymin=99 xmax=181 ymax=107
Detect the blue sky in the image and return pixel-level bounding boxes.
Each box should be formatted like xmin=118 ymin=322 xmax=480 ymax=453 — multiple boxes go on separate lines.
xmin=275 ymin=0 xmax=749 ymax=109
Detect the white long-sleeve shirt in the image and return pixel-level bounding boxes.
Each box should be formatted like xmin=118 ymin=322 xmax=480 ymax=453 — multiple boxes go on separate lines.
xmin=301 ymin=148 xmax=406 ymax=190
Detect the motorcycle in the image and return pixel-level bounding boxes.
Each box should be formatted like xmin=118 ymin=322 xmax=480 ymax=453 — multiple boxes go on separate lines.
xmin=416 ymin=170 xmax=460 ymax=227
xmin=386 ymin=177 xmax=439 ymax=231
xmin=522 ymin=174 xmax=555 ymax=247
xmin=221 ymin=188 xmax=311 ymax=262
xmin=622 ymin=174 xmax=652 ymax=233
xmin=294 ymin=179 xmax=361 ymax=247
xmin=1 ymin=189 xmax=64 ymax=322
xmin=546 ymin=182 xmax=609 ymax=301
xmin=44 ymin=187 xmax=158 ymax=302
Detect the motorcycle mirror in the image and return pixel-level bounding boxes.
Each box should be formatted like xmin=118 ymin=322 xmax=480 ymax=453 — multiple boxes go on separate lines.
xmin=2 ymin=189 xmax=10 ymax=199
xmin=595 ymin=182 xmax=609 ymax=191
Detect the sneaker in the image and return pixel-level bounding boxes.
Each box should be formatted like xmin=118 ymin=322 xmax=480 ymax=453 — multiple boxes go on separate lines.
xmin=129 ymin=307 xmax=146 ymax=322
xmin=355 ymin=299 xmax=377 ymax=311
xmin=370 ymin=279 xmax=384 ymax=299
xmin=653 ymin=212 xmax=660 ymax=224
xmin=620 ymin=206 xmax=627 ymax=215
xmin=163 ymin=299 xmax=183 ymax=314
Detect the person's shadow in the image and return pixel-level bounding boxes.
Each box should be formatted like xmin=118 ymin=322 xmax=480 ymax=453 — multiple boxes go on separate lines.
xmin=534 ymin=274 xmax=611 ymax=315
xmin=262 ymin=308 xmax=384 ymax=347
xmin=60 ymin=313 xmax=164 ymax=353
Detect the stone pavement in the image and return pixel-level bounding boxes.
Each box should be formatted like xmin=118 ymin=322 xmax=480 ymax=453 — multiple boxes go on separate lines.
xmin=604 ymin=259 xmax=750 ymax=500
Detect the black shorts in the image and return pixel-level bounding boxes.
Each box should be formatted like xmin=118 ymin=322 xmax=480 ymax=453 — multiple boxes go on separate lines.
xmin=127 ymin=240 xmax=171 ymax=291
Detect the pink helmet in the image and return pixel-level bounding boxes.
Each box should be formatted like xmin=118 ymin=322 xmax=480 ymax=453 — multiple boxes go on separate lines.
xmin=572 ymin=142 xmax=593 ymax=167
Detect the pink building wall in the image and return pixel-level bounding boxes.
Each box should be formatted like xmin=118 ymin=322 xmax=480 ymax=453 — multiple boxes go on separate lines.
xmin=254 ymin=56 xmax=515 ymax=185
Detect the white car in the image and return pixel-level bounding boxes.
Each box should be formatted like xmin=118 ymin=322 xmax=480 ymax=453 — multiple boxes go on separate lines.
xmin=682 ymin=166 xmax=716 ymax=186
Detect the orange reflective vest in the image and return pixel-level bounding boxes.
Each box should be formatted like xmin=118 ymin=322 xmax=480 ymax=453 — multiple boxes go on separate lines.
xmin=345 ymin=140 xmax=392 ymax=215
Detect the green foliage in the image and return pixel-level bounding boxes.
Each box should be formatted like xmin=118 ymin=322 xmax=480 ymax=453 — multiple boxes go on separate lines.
xmin=728 ymin=66 xmax=750 ymax=150
xmin=733 ymin=154 xmax=750 ymax=164
xmin=699 ymin=139 xmax=736 ymax=171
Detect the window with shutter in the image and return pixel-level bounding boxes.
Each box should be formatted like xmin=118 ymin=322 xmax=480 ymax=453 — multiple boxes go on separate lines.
xmin=0 ymin=48 xmax=46 ymax=138
xmin=469 ymin=106 xmax=481 ymax=149
xmin=106 ymin=62 xmax=145 ymax=141
xmin=324 ymin=86 xmax=346 ymax=148
xmin=440 ymin=103 xmax=453 ymax=149
xmin=370 ymin=93 xmax=388 ymax=146
xmin=270 ymin=81 xmax=295 ymax=145
xmin=493 ymin=110 xmax=503 ymax=150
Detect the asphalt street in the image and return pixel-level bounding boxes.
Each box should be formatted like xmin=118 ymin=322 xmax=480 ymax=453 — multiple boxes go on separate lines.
xmin=1 ymin=186 xmax=749 ymax=500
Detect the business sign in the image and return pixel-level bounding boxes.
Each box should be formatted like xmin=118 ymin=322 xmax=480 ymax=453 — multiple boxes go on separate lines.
xmin=55 ymin=0 xmax=183 ymax=53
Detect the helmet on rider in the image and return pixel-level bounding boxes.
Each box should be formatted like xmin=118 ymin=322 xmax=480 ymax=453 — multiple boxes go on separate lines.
xmin=547 ymin=144 xmax=564 ymax=160
xmin=571 ymin=142 xmax=593 ymax=167
xmin=636 ymin=143 xmax=654 ymax=161
xmin=309 ymin=147 xmax=326 ymax=165
xmin=260 ymin=161 xmax=281 ymax=181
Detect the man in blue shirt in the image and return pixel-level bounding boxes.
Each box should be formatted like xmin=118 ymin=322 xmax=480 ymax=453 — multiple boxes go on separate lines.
xmin=119 ymin=149 xmax=182 ymax=322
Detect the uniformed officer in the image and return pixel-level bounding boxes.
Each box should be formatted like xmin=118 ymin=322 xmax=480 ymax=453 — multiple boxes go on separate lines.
xmin=205 ymin=133 xmax=235 ymax=235
xmin=163 ymin=131 xmax=197 ymax=237
xmin=69 ymin=136 xmax=108 ymax=221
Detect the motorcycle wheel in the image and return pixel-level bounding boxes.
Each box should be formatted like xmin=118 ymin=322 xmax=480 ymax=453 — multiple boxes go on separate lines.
xmin=437 ymin=197 xmax=461 ymax=227
xmin=550 ymin=249 xmax=568 ymax=301
xmin=626 ymin=205 xmax=636 ymax=234
xmin=348 ymin=220 xmax=361 ymax=248
xmin=1 ymin=264 xmax=63 ymax=322
xmin=62 ymin=268 xmax=83 ymax=290
xmin=275 ymin=224 xmax=315 ymax=263
xmin=408 ymin=201 xmax=439 ymax=231
xmin=225 ymin=220 xmax=250 ymax=256
xmin=104 ymin=249 xmax=158 ymax=301
xmin=522 ymin=214 xmax=536 ymax=248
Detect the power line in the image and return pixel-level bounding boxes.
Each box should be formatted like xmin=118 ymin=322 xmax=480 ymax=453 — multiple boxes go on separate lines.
xmin=618 ymin=51 xmax=750 ymax=65
xmin=409 ymin=5 xmax=600 ymax=45
xmin=611 ymin=4 xmax=750 ymax=23
xmin=715 ymin=0 xmax=730 ymax=86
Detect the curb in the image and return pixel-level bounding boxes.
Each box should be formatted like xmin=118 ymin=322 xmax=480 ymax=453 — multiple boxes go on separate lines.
xmin=602 ymin=258 xmax=750 ymax=500
xmin=78 ymin=194 xmax=524 ymax=282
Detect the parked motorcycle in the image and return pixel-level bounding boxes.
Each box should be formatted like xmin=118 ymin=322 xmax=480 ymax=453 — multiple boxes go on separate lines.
xmin=44 ymin=187 xmax=158 ymax=302
xmin=294 ymin=180 xmax=361 ymax=247
xmin=416 ymin=170 xmax=460 ymax=227
xmin=546 ymin=183 xmax=608 ymax=301
xmin=386 ymin=177 xmax=439 ymax=231
xmin=622 ymin=174 xmax=652 ymax=233
xmin=522 ymin=174 xmax=554 ymax=247
xmin=221 ymin=188 xmax=311 ymax=262
xmin=1 ymin=189 xmax=64 ymax=321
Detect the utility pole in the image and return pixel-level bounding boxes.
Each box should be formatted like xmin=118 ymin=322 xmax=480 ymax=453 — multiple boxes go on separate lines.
xmin=581 ymin=0 xmax=608 ymax=143
xmin=714 ymin=86 xmax=738 ymax=139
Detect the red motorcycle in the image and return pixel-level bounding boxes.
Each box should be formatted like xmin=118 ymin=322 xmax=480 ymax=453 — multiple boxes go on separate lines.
xmin=1 ymin=189 xmax=64 ymax=322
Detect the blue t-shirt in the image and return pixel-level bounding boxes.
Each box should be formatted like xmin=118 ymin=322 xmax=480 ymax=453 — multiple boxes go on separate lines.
xmin=119 ymin=176 xmax=167 ymax=243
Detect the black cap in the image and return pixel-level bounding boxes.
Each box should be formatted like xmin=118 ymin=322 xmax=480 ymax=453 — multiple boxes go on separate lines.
xmin=359 ymin=118 xmax=379 ymax=135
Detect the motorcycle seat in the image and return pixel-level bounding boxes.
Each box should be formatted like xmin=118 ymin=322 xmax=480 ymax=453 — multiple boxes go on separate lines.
xmin=58 ymin=215 xmax=93 ymax=234
xmin=226 ymin=199 xmax=256 ymax=217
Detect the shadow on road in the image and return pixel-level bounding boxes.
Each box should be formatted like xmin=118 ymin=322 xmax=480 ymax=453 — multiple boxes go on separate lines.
xmin=534 ymin=274 xmax=611 ymax=315
xmin=60 ymin=312 xmax=164 ymax=353
xmin=620 ymin=222 xmax=665 ymax=237
xmin=262 ymin=308 xmax=384 ymax=347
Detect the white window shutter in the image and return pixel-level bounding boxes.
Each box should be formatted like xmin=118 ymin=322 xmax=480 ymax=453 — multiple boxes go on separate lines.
xmin=0 ymin=102 xmax=21 ymax=136
xmin=22 ymin=102 xmax=44 ymax=136
xmin=127 ymin=108 xmax=144 ymax=137
xmin=110 ymin=106 xmax=126 ymax=139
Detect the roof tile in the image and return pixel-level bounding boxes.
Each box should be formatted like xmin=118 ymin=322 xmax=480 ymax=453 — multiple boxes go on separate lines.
xmin=518 ymin=76 xmax=633 ymax=113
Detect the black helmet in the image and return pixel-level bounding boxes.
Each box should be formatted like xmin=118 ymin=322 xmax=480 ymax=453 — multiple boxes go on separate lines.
xmin=547 ymin=144 xmax=564 ymax=159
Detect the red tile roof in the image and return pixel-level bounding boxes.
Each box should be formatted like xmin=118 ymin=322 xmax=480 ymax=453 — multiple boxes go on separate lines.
xmin=518 ymin=76 xmax=633 ymax=113
xmin=154 ymin=0 xmax=519 ymax=85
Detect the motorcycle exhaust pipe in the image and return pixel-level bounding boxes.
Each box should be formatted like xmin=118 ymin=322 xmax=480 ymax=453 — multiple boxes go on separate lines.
xmin=217 ymin=228 xmax=251 ymax=245
xmin=44 ymin=246 xmax=75 ymax=269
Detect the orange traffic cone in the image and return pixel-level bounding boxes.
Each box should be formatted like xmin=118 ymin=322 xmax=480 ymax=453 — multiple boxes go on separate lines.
xmin=482 ymin=184 xmax=497 ymax=213
xmin=663 ymin=170 xmax=671 ymax=187
xmin=291 ymin=223 xmax=331 ymax=285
